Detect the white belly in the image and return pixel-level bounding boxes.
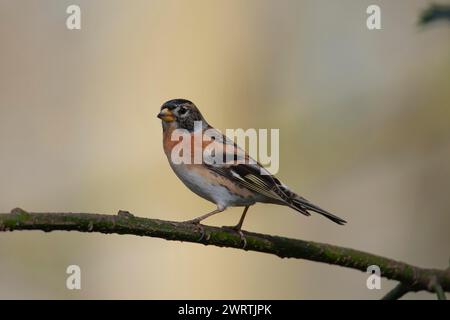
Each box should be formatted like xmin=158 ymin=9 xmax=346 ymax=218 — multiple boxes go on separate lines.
xmin=169 ymin=162 xmax=255 ymax=210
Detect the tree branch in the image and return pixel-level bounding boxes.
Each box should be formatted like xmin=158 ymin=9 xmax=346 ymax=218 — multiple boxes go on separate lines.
xmin=0 ymin=208 xmax=449 ymax=298
xmin=381 ymin=283 xmax=411 ymax=300
xmin=430 ymin=277 xmax=448 ymax=300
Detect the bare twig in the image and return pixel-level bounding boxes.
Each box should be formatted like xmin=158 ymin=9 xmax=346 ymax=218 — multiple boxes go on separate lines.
xmin=430 ymin=277 xmax=448 ymax=300
xmin=381 ymin=283 xmax=411 ymax=300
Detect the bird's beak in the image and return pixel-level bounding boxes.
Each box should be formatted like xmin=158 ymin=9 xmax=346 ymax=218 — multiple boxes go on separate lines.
xmin=157 ymin=108 xmax=175 ymax=122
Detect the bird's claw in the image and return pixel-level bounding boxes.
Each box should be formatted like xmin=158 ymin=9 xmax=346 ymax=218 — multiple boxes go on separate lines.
xmin=222 ymin=225 xmax=247 ymax=249
xmin=183 ymin=219 xmax=205 ymax=241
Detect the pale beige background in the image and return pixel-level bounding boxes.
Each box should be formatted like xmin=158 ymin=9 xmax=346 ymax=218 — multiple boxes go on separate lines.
xmin=0 ymin=0 xmax=449 ymax=299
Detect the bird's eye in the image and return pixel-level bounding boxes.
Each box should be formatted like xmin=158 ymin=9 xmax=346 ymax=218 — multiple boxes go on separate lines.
xmin=178 ymin=107 xmax=188 ymax=115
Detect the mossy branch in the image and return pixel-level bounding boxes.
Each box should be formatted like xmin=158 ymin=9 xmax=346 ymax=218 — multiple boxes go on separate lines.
xmin=0 ymin=208 xmax=449 ymax=299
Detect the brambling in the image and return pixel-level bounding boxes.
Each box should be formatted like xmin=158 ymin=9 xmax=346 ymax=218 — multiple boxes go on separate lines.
xmin=157 ymin=99 xmax=346 ymax=238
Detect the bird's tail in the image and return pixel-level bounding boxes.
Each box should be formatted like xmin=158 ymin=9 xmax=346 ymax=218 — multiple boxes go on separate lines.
xmin=290 ymin=195 xmax=347 ymax=225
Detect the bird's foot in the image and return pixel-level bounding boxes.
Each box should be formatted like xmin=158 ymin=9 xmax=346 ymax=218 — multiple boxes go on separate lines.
xmin=222 ymin=225 xmax=247 ymax=249
xmin=183 ymin=219 xmax=205 ymax=241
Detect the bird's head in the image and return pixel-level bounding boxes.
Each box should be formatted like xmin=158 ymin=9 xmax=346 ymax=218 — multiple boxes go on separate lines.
xmin=157 ymin=99 xmax=208 ymax=131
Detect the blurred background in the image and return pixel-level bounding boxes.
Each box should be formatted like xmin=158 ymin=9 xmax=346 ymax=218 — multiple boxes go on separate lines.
xmin=1 ymin=0 xmax=449 ymax=299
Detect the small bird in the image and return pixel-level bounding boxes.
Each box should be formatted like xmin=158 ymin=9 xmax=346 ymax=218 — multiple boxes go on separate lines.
xmin=157 ymin=99 xmax=346 ymax=237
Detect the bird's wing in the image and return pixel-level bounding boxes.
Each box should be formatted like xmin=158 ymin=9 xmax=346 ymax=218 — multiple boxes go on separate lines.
xmin=201 ymin=128 xmax=294 ymax=205
xmin=202 ymin=128 xmax=346 ymax=224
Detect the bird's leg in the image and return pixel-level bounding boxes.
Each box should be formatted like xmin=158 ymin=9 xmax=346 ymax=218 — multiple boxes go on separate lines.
xmin=184 ymin=207 xmax=224 ymax=224
xmin=233 ymin=205 xmax=249 ymax=231
xmin=223 ymin=206 xmax=249 ymax=231
xmin=183 ymin=207 xmax=224 ymax=241
xmin=222 ymin=206 xmax=250 ymax=248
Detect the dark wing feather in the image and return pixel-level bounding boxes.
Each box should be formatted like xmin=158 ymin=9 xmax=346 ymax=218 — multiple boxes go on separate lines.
xmin=207 ymin=162 xmax=312 ymax=216
xmin=203 ymin=129 xmax=346 ymax=224
xmin=292 ymin=196 xmax=347 ymax=225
